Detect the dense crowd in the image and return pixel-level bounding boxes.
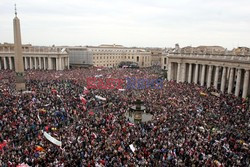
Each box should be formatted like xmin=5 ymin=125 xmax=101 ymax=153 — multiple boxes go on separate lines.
xmin=0 ymin=68 xmax=249 ymax=167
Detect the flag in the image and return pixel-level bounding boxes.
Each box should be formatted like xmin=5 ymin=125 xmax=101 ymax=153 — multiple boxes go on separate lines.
xmin=129 ymin=144 xmax=136 ymax=153
xmin=80 ymin=96 xmax=87 ymax=105
xmin=92 ymin=133 xmax=97 ymax=139
xmin=43 ymin=131 xmax=62 ymax=147
xmin=35 ymin=146 xmax=45 ymax=152
xmin=17 ymin=163 xmax=30 ymax=167
xmin=83 ymin=90 xmax=89 ymax=95
xmin=51 ymin=89 xmax=57 ymax=94
xmin=39 ymin=109 xmax=47 ymax=113
xmin=128 ymin=122 xmax=135 ymax=126
xmin=89 ymin=111 xmax=94 ymax=116
xmin=0 ymin=140 xmax=7 ymax=150
xmin=37 ymin=114 xmax=41 ymax=123
xmin=200 ymin=92 xmax=207 ymax=96
xmin=83 ymin=87 xmax=89 ymax=94
xmin=101 ymin=129 xmax=107 ymax=134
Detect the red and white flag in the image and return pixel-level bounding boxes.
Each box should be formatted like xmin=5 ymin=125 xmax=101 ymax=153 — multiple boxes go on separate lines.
xmin=128 ymin=122 xmax=135 ymax=126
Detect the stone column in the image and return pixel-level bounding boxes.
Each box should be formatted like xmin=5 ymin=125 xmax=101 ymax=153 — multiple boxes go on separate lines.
xmin=43 ymin=57 xmax=46 ymax=69
xmin=30 ymin=57 xmax=33 ymax=69
xmin=24 ymin=57 xmax=28 ymax=70
xmin=39 ymin=57 xmax=42 ymax=69
xmin=213 ymin=66 xmax=219 ymax=89
xmin=67 ymin=57 xmax=70 ymax=69
xmin=34 ymin=57 xmax=37 ymax=69
xmin=177 ymin=63 xmax=181 ymax=83
xmin=56 ymin=58 xmax=59 ymax=70
xmin=58 ymin=57 xmax=62 ymax=70
xmin=220 ymin=67 xmax=227 ymax=93
xmin=48 ymin=57 xmax=52 ymax=70
xmin=64 ymin=57 xmax=66 ymax=69
xmin=4 ymin=57 xmax=7 ymax=70
xmin=235 ymin=69 xmax=242 ymax=97
xmin=181 ymin=63 xmax=186 ymax=82
xmin=61 ymin=57 xmax=64 ymax=70
xmin=9 ymin=57 xmax=13 ymax=70
xmin=168 ymin=62 xmax=172 ymax=81
xmin=242 ymin=70 xmax=249 ymax=98
xmin=207 ymin=65 xmax=213 ymax=88
xmin=188 ymin=63 xmax=192 ymax=83
xmin=227 ymin=68 xmax=234 ymax=94
xmin=194 ymin=64 xmax=199 ymax=84
xmin=200 ymin=65 xmax=206 ymax=86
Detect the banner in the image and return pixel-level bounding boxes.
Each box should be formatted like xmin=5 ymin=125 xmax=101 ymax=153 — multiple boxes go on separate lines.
xmin=200 ymin=92 xmax=208 ymax=96
xmin=129 ymin=144 xmax=136 ymax=153
xmin=17 ymin=163 xmax=30 ymax=167
xmin=95 ymin=95 xmax=106 ymax=101
xmin=118 ymin=89 xmax=125 ymax=91
xmin=37 ymin=114 xmax=41 ymax=123
xmin=211 ymin=92 xmax=220 ymax=97
xmin=43 ymin=131 xmax=62 ymax=147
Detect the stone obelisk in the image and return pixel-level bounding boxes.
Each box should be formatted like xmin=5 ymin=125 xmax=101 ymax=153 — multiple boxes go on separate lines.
xmin=13 ymin=5 xmax=26 ymax=90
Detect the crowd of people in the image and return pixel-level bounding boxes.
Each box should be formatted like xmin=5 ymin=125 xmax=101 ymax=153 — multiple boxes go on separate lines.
xmin=0 ymin=67 xmax=249 ymax=166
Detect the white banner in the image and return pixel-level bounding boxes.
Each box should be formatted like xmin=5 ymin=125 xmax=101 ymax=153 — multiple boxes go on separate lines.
xmin=37 ymin=114 xmax=41 ymax=123
xmin=43 ymin=131 xmax=62 ymax=147
xmin=118 ymin=89 xmax=125 ymax=91
xmin=95 ymin=74 xmax=103 ymax=78
xmin=129 ymin=144 xmax=136 ymax=153
xmin=95 ymin=95 xmax=106 ymax=101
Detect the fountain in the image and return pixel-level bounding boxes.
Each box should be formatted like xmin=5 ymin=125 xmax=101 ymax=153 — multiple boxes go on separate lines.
xmin=125 ymin=99 xmax=153 ymax=124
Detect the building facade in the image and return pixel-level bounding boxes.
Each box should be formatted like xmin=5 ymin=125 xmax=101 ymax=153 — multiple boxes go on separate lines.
xmin=167 ymin=52 xmax=250 ymax=98
xmin=67 ymin=47 xmax=93 ymax=68
xmin=88 ymin=44 xmax=151 ymax=68
xmin=0 ymin=43 xmax=69 ymax=70
xmin=149 ymin=49 xmax=162 ymax=66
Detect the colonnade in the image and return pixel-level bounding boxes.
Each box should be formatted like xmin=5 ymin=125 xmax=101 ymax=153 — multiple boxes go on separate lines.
xmin=0 ymin=56 xmax=70 ymax=70
xmin=168 ymin=62 xmax=250 ymax=98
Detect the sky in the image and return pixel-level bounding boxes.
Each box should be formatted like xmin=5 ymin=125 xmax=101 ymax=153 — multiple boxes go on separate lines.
xmin=0 ymin=0 xmax=250 ymax=49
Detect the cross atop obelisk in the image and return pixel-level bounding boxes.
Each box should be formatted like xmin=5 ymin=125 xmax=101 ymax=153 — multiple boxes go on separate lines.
xmin=13 ymin=4 xmax=26 ymax=90
xmin=15 ymin=4 xmax=17 ymax=17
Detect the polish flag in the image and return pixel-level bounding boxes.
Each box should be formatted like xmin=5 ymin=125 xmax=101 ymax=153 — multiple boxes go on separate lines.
xmin=0 ymin=140 xmax=7 ymax=150
xmin=51 ymin=89 xmax=57 ymax=94
xmin=128 ymin=122 xmax=135 ymax=126
xmin=17 ymin=163 xmax=30 ymax=167
xmin=92 ymin=133 xmax=97 ymax=139
xmin=80 ymin=96 xmax=87 ymax=105
xmin=83 ymin=87 xmax=89 ymax=94
xmin=101 ymin=129 xmax=107 ymax=134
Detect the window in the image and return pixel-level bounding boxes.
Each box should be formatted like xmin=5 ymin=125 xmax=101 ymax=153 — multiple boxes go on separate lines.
xmin=137 ymin=56 xmax=139 ymax=62
xmin=164 ymin=58 xmax=167 ymax=64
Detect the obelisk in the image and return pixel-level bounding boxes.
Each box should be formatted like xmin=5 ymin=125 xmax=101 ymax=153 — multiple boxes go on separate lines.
xmin=13 ymin=4 xmax=26 ymax=90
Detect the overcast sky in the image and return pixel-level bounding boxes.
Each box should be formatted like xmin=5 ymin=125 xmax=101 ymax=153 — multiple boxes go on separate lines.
xmin=1 ymin=0 xmax=250 ymax=49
